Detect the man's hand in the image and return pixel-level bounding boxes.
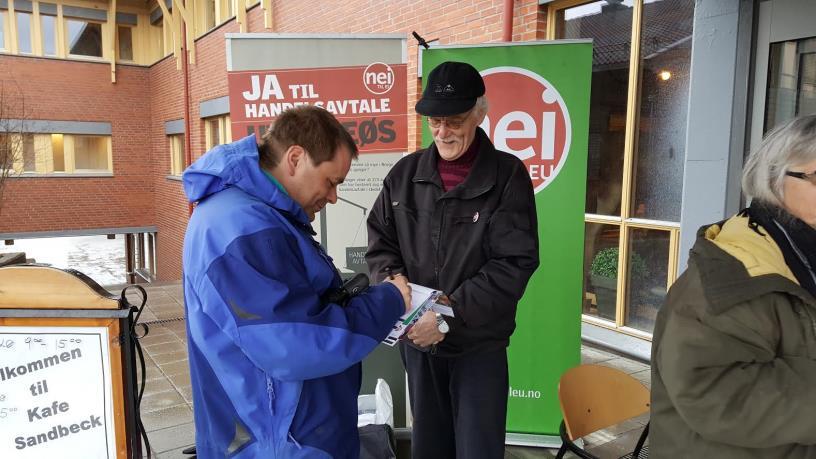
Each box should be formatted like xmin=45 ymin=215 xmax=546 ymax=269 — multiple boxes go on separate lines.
xmin=408 ymin=311 xmax=445 ymax=347
xmin=384 ymin=275 xmax=411 ymax=313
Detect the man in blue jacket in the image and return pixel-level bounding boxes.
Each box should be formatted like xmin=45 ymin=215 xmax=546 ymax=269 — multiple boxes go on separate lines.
xmin=182 ymin=106 xmax=410 ymax=458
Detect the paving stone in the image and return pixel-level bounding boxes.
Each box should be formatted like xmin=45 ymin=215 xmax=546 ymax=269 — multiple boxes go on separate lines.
xmin=140 ymin=405 xmax=194 ymax=432
xmin=146 ymin=422 xmax=196 ymax=454
xmin=141 ymin=389 xmax=187 ymax=413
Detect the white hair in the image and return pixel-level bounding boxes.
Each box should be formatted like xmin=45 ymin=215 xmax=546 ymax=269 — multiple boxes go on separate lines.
xmin=473 ymin=95 xmax=489 ymax=117
xmin=742 ymin=115 xmax=816 ymax=206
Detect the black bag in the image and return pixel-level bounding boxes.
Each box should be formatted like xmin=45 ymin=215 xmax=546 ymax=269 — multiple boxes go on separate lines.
xmin=358 ymin=423 xmax=396 ymax=459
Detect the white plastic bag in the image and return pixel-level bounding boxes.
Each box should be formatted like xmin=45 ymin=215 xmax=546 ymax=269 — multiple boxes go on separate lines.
xmin=358 ymin=378 xmax=394 ymax=428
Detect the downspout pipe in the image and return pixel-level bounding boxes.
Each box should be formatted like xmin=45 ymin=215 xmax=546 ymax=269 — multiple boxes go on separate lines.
xmin=503 ymin=0 xmax=514 ymax=42
xmin=181 ymin=5 xmax=193 ymax=216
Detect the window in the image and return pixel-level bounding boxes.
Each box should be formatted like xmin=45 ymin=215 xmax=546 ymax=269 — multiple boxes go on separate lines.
xmin=205 ymin=115 xmax=231 ymax=151
xmin=72 ymin=135 xmax=109 ymax=171
xmin=204 ymin=0 xmax=216 ymax=31
xmin=117 ymin=26 xmax=133 ymax=61
xmin=765 ymin=37 xmax=816 ymax=133
xmin=16 ymin=11 xmax=32 ymax=53
xmin=41 ymin=13 xmax=57 ymax=56
xmin=21 ymin=134 xmax=35 ymax=172
xmin=0 ymin=11 xmax=6 ymax=50
xmin=551 ymin=0 xmax=693 ymax=335
xmin=169 ymin=135 xmax=185 ymax=176
xmin=51 ymin=134 xmax=64 ymax=171
xmin=66 ymin=19 xmax=102 ymax=58
xmin=10 ymin=133 xmax=110 ymax=174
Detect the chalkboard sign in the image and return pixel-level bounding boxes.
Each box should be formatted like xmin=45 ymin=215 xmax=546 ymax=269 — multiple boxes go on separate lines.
xmin=0 ymin=326 xmax=117 ymax=459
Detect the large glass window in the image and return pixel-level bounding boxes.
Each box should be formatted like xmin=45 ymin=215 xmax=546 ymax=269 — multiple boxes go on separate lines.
xmin=67 ymin=19 xmax=102 ymax=58
xmin=41 ymin=13 xmax=57 ymax=56
xmin=632 ymin=0 xmax=693 ymax=222
xmin=556 ymin=1 xmax=634 ymax=217
xmin=16 ymin=11 xmax=33 ymax=54
xmin=10 ymin=133 xmax=108 ymax=174
xmin=552 ymin=0 xmax=692 ymax=336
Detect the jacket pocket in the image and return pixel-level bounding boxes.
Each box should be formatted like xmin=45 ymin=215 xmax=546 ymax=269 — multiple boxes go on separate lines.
xmin=453 ymin=211 xmax=490 ymax=225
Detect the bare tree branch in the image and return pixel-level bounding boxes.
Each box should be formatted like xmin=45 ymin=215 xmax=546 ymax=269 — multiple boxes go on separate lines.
xmin=0 ymin=79 xmax=28 ymax=217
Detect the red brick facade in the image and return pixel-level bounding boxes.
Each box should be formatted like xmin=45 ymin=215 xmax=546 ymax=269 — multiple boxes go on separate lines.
xmin=0 ymin=0 xmax=547 ymax=281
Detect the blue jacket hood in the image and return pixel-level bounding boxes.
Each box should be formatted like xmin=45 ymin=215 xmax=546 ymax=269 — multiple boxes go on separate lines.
xmin=183 ymin=134 xmax=308 ymax=224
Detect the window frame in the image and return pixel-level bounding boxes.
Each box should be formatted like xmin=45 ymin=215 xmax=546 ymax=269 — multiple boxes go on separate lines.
xmin=204 ymin=115 xmax=232 ymax=151
xmin=549 ymin=0 xmax=685 ymax=338
xmin=9 ymin=133 xmax=112 ymax=175
xmin=116 ymin=24 xmax=134 ymax=62
xmin=65 ymin=17 xmax=104 ymax=60
xmin=39 ymin=11 xmax=58 ymax=57
xmin=15 ymin=10 xmax=34 ymax=54
xmin=168 ymin=134 xmax=185 ymax=176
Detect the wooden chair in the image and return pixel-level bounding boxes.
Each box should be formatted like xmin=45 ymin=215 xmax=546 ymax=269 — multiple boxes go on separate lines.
xmin=556 ymin=364 xmax=650 ymax=459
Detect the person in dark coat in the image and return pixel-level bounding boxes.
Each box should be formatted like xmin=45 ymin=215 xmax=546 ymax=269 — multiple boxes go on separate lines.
xmin=366 ymin=61 xmax=540 ymax=459
xmin=651 ymin=115 xmax=816 ymax=458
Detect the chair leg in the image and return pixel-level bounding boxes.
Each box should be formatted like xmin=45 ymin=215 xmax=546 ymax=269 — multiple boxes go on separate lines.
xmin=632 ymin=422 xmax=649 ymax=458
xmin=555 ymin=444 xmax=568 ymax=459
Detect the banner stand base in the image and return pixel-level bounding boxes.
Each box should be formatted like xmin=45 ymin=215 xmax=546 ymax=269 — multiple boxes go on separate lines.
xmin=505 ymin=433 xmax=565 ymax=448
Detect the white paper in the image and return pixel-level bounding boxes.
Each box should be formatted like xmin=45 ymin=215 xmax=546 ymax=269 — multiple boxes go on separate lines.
xmin=0 ymin=326 xmax=116 ymax=459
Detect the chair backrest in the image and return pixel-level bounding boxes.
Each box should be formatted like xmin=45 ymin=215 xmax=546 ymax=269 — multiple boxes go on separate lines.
xmin=558 ymin=364 xmax=650 ymax=440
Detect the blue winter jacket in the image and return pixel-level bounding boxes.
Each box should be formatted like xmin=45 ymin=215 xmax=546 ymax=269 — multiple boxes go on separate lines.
xmin=182 ymin=135 xmax=404 ymax=458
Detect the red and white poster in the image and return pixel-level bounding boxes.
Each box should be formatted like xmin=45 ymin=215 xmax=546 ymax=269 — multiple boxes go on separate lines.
xmin=228 ymin=63 xmax=408 ymax=153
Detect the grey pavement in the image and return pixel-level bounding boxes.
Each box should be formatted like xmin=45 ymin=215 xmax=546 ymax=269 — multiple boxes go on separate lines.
xmin=126 ymin=283 xmax=650 ymax=459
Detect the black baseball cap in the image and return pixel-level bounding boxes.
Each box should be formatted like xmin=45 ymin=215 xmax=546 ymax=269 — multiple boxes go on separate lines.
xmin=415 ymin=61 xmax=485 ymax=117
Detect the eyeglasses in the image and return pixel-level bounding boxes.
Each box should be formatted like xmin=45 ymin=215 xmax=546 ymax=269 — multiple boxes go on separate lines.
xmin=786 ymin=170 xmax=816 ymax=185
xmin=427 ymin=111 xmax=472 ymax=130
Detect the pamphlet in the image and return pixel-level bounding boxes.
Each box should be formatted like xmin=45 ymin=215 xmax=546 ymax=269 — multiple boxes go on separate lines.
xmin=382 ymin=283 xmax=453 ymax=346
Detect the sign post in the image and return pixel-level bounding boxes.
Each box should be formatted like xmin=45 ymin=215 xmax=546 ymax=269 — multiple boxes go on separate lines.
xmin=421 ymin=41 xmax=593 ymax=444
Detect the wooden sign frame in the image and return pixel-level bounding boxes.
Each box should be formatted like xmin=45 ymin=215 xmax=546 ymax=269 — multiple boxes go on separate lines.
xmin=0 ymin=266 xmax=135 ymax=459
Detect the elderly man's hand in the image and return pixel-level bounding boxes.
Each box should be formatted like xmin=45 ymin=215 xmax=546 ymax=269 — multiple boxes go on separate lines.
xmin=407 ymin=311 xmax=445 ymax=347
xmin=384 ymin=275 xmax=411 ymax=313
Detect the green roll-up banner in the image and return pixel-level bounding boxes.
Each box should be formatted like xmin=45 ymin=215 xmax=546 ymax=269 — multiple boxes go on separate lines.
xmin=421 ymin=41 xmax=592 ymax=438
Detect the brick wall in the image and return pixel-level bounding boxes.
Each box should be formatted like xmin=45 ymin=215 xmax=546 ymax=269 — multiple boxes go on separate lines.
xmin=0 ymin=55 xmax=153 ymax=233
xmin=1 ymin=1 xmax=548 ymax=281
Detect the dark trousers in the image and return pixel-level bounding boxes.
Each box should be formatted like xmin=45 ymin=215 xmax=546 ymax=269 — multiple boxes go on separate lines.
xmin=400 ymin=344 xmax=508 ymax=459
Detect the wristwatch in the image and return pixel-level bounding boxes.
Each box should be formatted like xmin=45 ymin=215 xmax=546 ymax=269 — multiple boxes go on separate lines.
xmin=435 ymin=313 xmax=449 ymax=334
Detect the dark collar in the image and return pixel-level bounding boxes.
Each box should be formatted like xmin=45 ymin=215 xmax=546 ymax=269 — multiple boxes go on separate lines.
xmin=413 ymin=127 xmax=498 ymax=200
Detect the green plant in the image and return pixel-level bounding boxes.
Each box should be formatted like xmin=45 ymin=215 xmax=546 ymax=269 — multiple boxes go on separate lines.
xmin=590 ymin=247 xmax=649 ymax=279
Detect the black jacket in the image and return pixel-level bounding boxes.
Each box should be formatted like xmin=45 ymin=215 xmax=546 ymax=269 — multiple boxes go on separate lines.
xmin=366 ymin=128 xmax=540 ymax=356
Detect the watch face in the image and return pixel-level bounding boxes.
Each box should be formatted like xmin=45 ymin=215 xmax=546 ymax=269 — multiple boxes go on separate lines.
xmin=437 ymin=316 xmax=450 ymax=334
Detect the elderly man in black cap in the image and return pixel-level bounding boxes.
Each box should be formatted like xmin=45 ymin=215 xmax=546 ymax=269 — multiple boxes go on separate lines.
xmin=366 ymin=61 xmax=540 ymax=458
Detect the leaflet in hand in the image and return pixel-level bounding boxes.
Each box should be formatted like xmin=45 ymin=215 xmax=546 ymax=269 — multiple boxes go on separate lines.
xmin=382 ymin=283 xmax=450 ymax=346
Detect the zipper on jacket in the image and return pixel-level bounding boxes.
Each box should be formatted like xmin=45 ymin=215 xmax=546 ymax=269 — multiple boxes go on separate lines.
xmin=288 ymin=432 xmax=302 ymax=449
xmin=435 ymin=200 xmax=447 ymax=287
xmin=266 ymin=378 xmax=275 ymax=416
